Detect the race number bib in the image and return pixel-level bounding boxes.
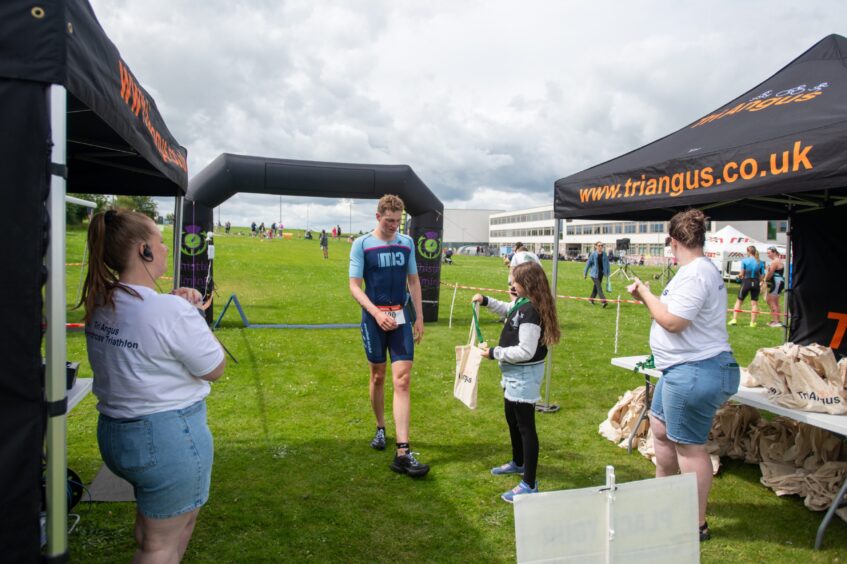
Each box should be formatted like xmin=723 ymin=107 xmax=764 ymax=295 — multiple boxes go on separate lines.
xmin=378 ymin=305 xmax=406 ymax=325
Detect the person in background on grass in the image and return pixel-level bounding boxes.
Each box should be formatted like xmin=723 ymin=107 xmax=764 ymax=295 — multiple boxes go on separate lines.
xmin=319 ymin=229 xmax=329 ymax=259
xmin=729 ymin=245 xmax=765 ymax=327
xmin=764 ymin=246 xmax=786 ymax=328
xmin=349 ymin=194 xmax=428 ymax=477
xmin=583 ymin=241 xmax=610 ymax=308
xmin=626 ymin=208 xmax=739 ymax=543
xmin=78 ymin=209 xmax=225 ymax=563
xmin=473 ymin=261 xmax=560 ymax=503
xmin=508 ymin=242 xmax=540 ymax=297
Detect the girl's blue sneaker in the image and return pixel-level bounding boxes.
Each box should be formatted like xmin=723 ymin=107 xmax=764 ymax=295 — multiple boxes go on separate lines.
xmin=490 ymin=460 xmax=524 ymax=476
xmin=501 ymin=480 xmax=538 ymax=503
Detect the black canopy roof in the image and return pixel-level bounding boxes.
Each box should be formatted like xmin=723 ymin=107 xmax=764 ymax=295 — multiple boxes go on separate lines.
xmin=0 ymin=0 xmax=188 ymax=195
xmin=554 ymin=34 xmax=847 ymax=221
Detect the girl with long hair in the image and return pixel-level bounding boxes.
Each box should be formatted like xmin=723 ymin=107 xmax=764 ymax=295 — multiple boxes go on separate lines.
xmin=473 ymin=261 xmax=560 ymax=502
xmin=79 ymin=209 xmax=225 ymax=562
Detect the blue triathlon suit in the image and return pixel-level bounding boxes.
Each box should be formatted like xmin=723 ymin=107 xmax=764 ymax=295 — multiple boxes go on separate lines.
xmin=349 ymin=233 xmax=417 ymax=364
xmin=738 ymin=257 xmax=765 ymax=300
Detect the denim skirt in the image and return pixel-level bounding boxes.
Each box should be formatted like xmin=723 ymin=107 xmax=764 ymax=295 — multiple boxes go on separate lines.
xmin=650 ymin=351 xmax=740 ymax=445
xmin=97 ymin=399 xmax=213 ymax=518
xmin=500 ymin=362 xmax=545 ymax=404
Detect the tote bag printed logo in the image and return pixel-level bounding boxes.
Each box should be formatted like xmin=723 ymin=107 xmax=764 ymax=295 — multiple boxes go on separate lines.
xmin=746 ymin=343 xmax=847 ymax=415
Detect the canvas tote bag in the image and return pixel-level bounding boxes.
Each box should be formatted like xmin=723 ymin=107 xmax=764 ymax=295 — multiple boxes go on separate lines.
xmin=454 ymin=303 xmax=486 ymax=409
xmin=744 ymin=343 xmax=847 ymax=414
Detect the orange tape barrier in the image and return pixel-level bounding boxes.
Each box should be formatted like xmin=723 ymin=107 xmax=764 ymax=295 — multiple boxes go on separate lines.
xmin=442 ymin=281 xmax=791 ymax=317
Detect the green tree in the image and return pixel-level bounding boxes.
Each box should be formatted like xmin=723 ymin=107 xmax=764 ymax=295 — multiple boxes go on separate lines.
xmin=115 ymin=195 xmax=158 ymax=219
xmin=65 ymin=193 xmax=109 ymax=225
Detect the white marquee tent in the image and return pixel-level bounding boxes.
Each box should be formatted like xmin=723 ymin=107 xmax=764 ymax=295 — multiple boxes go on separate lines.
xmin=704 ymin=225 xmax=785 ymax=277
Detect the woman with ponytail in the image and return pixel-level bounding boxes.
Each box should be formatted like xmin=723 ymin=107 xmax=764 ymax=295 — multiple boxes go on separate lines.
xmin=729 ymin=245 xmax=766 ymax=327
xmin=472 ymin=261 xmax=560 ymax=503
xmin=79 ymin=209 xmax=225 ymax=562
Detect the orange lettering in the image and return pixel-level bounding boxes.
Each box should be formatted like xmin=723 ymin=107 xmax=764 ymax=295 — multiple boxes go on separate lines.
xmin=792 ymin=140 xmax=813 ymax=171
xmin=828 ymin=312 xmax=847 ymax=349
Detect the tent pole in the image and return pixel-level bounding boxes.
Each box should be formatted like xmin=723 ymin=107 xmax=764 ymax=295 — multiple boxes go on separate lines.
xmin=536 ymin=218 xmax=561 ymax=414
xmin=173 ymin=196 xmax=184 ymax=291
xmin=46 ymin=84 xmax=69 ymax=560
xmin=784 ymin=211 xmax=793 ymax=343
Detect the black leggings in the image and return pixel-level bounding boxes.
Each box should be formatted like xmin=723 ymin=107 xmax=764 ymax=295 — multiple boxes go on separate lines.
xmin=504 ymin=398 xmax=539 ymax=487
xmin=590 ymin=276 xmax=607 ymax=303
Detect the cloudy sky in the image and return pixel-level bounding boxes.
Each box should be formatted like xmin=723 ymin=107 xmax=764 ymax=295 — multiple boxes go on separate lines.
xmin=90 ymin=0 xmax=843 ymax=231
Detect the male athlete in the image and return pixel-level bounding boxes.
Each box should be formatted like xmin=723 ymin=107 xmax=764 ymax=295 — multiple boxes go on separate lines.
xmin=349 ymin=195 xmax=428 ymax=477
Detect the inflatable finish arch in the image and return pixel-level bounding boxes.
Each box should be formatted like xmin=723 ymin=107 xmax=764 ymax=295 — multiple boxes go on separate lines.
xmin=181 ymin=153 xmax=444 ymax=321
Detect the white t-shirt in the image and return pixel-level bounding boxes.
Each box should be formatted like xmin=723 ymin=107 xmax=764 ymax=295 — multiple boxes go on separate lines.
xmin=510 ymin=251 xmax=541 ymax=268
xmin=86 ymin=284 xmax=224 ymax=418
xmin=649 ymin=257 xmax=731 ymax=370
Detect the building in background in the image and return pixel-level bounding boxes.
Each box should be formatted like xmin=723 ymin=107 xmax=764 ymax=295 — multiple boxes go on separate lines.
xmin=489 ymin=204 xmax=787 ymax=263
xmin=443 ymin=208 xmax=503 ymax=252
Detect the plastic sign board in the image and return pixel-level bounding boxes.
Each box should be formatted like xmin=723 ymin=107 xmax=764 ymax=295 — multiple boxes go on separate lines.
xmin=514 ymin=473 xmax=699 ymax=563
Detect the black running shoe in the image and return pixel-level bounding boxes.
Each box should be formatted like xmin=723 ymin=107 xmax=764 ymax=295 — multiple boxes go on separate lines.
xmin=389 ymin=452 xmax=430 ymax=477
xmin=699 ymin=522 xmax=710 ymax=542
xmin=370 ymin=428 xmax=386 ymax=450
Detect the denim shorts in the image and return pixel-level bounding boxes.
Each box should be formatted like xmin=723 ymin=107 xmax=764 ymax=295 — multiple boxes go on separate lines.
xmin=650 ymin=351 xmax=740 ymax=445
xmin=500 ymin=362 xmax=545 ymax=404
xmin=97 ymin=400 xmax=214 ymax=519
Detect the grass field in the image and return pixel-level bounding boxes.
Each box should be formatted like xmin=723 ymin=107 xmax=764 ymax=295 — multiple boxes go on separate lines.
xmin=63 ymin=226 xmax=847 ymax=562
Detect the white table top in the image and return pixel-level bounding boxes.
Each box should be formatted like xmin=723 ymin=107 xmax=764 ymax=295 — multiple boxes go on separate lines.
xmin=67 ymin=378 xmax=93 ymax=413
xmin=611 ymin=355 xmax=847 ymax=437
xmin=611 ymin=355 xmax=663 ymax=378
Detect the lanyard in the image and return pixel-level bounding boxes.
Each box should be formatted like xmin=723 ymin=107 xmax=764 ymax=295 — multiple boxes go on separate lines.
xmin=508 ymin=297 xmax=530 ymax=317
xmin=471 ymin=304 xmax=484 ymax=343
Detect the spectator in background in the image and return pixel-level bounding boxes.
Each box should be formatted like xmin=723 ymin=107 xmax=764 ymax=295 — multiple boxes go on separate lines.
xmin=729 ymin=245 xmax=766 ymax=327
xmin=764 ymin=246 xmax=786 ymax=328
xmin=332 ymin=226 xmax=337 ymax=239
xmin=583 ymin=242 xmax=610 ymax=307
xmin=319 ymin=229 xmax=329 ymax=259
xmin=510 ymin=242 xmax=540 ymax=269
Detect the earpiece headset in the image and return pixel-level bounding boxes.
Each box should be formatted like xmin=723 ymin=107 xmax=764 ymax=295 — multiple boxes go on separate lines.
xmin=140 ymin=243 xmax=154 ymax=262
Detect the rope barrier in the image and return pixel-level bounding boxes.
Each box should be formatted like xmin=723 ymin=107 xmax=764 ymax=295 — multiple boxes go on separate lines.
xmin=440 ymin=280 xmax=793 ymax=318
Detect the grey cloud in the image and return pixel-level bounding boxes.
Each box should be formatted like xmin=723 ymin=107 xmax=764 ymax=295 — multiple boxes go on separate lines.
xmin=96 ymin=0 xmax=841 ymax=225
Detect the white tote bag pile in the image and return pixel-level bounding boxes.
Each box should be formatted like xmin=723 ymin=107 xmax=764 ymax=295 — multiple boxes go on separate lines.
xmin=744 ymin=343 xmax=847 ymax=414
